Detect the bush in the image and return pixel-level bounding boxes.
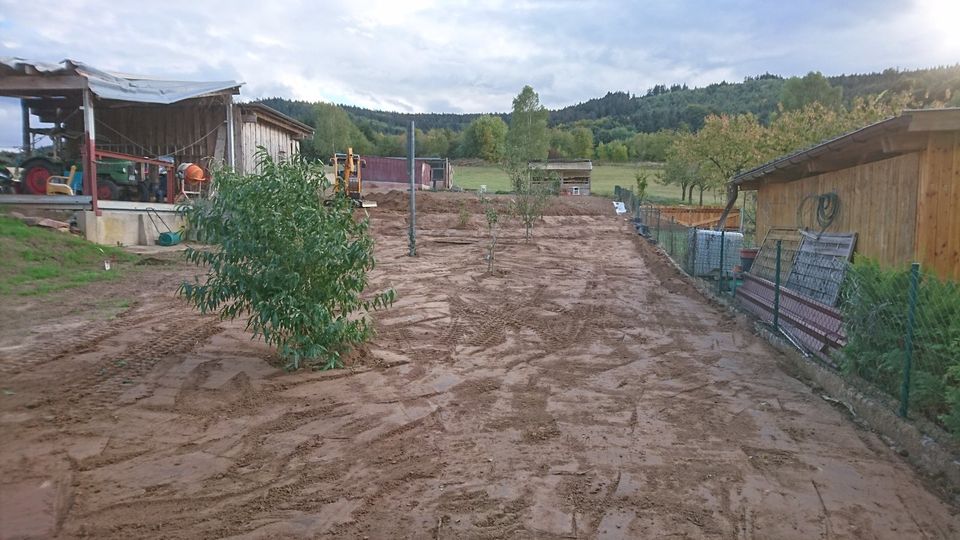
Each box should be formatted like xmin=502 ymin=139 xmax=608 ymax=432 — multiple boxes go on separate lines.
xmin=179 ymin=151 xmax=395 ymax=370
xmin=839 ymin=259 xmax=960 ymax=432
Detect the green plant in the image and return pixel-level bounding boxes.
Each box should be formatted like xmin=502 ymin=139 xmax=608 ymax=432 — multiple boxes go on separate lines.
xmin=839 ymin=259 xmax=960 ymax=433
xmin=178 ymin=151 xmax=395 ymax=371
xmin=509 ymin=169 xmax=553 ymax=241
xmin=483 ymin=201 xmax=501 ymax=272
xmin=457 ymin=201 xmax=470 ymax=228
xmin=634 ymin=171 xmax=649 ymax=206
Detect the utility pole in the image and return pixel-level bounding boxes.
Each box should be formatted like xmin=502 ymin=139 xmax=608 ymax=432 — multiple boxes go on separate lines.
xmin=408 ymin=121 xmax=416 ymax=256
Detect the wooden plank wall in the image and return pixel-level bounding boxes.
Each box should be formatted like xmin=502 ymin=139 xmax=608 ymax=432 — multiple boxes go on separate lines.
xmin=915 ymin=131 xmax=960 ymax=280
xmin=239 ymin=120 xmax=299 ymax=174
xmin=654 ymin=206 xmax=741 ymax=229
xmin=94 ymin=100 xmax=227 ymax=167
xmin=755 ymin=152 xmax=920 ymax=268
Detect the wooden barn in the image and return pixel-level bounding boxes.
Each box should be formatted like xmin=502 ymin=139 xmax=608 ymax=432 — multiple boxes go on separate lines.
xmin=733 ymin=108 xmax=960 ymax=280
xmin=528 ymin=159 xmax=592 ymax=195
xmin=0 ymin=58 xmax=312 ymax=246
xmin=0 ymin=58 xmax=312 ymax=209
xmin=238 ymin=103 xmax=313 ymax=173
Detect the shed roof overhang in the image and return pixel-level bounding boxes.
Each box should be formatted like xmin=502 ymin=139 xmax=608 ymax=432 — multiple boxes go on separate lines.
xmin=240 ymin=103 xmax=314 ymax=139
xmin=0 ymin=58 xmax=241 ymax=104
xmin=732 ymin=108 xmax=960 ymax=190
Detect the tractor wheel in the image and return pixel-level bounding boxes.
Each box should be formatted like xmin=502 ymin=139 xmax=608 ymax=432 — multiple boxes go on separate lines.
xmin=20 ymin=158 xmax=58 ymax=195
xmin=97 ymin=179 xmax=119 ymax=200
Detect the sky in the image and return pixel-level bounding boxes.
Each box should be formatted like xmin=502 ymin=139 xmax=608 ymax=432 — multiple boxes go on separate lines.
xmin=1 ymin=0 xmax=959 ymax=149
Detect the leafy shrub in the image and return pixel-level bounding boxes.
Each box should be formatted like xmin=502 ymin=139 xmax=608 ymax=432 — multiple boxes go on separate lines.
xmin=179 ymin=151 xmax=395 ymax=370
xmin=839 ymin=259 xmax=960 ymax=432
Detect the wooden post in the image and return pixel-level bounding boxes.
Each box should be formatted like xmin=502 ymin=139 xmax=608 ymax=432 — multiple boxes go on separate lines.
xmin=226 ymin=95 xmax=236 ymax=170
xmin=82 ymin=89 xmax=100 ymax=216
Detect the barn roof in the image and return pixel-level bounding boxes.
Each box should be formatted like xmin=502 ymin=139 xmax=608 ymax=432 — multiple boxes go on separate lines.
xmin=240 ymin=103 xmax=314 ymax=139
xmin=0 ymin=57 xmax=242 ymax=104
xmin=733 ymin=108 xmax=960 ymax=188
xmin=528 ymin=159 xmax=593 ymax=171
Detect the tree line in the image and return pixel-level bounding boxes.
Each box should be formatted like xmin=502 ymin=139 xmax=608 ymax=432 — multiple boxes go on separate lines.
xmin=661 ymin=71 xmax=953 ymax=205
xmin=258 ymin=64 xmax=958 ymax=164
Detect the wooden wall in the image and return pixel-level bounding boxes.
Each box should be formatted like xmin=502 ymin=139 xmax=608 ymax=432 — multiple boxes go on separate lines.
xmin=654 ymin=206 xmax=741 ymax=229
xmin=755 ymin=152 xmax=921 ymax=268
xmin=916 ymin=131 xmax=960 ymax=280
xmin=93 ymin=99 xmax=231 ymax=167
xmin=239 ymin=119 xmax=300 ymax=174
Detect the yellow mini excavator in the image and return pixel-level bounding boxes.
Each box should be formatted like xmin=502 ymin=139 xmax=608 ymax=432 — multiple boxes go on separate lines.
xmin=329 ymin=147 xmax=377 ymax=208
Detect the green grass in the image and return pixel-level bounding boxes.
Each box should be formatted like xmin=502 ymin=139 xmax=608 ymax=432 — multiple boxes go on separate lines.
xmin=0 ymin=215 xmax=136 ymax=297
xmin=451 ymin=162 xmax=728 ymax=205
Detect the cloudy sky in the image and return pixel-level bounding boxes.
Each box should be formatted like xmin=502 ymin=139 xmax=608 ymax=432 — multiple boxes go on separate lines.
xmin=1 ymin=0 xmax=958 ymax=148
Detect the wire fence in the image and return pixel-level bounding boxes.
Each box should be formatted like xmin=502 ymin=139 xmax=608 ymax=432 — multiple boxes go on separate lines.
xmin=616 ymin=185 xmax=742 ymax=295
xmin=839 ymin=261 xmax=960 ymax=433
xmin=615 ymin=185 xmax=960 ymax=437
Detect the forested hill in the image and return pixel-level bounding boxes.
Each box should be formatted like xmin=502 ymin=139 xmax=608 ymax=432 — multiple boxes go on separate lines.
xmin=258 ymin=64 xmax=960 ymax=136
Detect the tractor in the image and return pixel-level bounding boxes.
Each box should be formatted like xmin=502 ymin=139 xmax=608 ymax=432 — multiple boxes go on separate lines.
xmin=17 ymin=155 xmax=165 ymax=201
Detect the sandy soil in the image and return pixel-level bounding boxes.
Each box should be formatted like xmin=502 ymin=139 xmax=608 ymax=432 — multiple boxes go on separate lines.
xmin=1 ymin=193 xmax=957 ymax=539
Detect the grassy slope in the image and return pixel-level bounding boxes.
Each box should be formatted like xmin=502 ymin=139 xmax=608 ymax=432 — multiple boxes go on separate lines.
xmin=0 ymin=215 xmax=135 ymax=297
xmin=451 ymin=162 xmax=727 ymax=205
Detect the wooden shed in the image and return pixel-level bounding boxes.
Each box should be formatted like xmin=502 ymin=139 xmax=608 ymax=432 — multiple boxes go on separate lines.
xmin=733 ymin=108 xmax=960 ymax=280
xmin=238 ymin=103 xmax=313 ymax=173
xmin=528 ymin=159 xmax=592 ymax=195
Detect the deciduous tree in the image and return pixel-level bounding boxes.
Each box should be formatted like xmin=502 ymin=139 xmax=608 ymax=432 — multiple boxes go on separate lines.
xmin=506 ymin=85 xmax=549 ymax=163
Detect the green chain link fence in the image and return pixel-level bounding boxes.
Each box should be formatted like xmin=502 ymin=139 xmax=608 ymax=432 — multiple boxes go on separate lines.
xmin=615 ymin=185 xmax=960 ymax=437
xmin=839 ymin=260 xmax=960 ymax=433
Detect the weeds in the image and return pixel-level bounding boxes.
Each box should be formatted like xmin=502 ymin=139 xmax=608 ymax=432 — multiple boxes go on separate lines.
xmin=839 ymin=259 xmax=960 ymax=433
xmin=457 ymin=201 xmax=470 ymax=228
xmin=483 ymin=200 xmax=501 ymax=272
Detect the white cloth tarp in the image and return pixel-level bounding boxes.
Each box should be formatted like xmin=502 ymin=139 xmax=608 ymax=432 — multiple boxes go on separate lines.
xmin=0 ymin=57 xmax=241 ymax=104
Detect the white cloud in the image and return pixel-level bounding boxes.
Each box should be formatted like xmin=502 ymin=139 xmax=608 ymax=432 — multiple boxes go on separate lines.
xmin=0 ymin=0 xmax=957 ymax=147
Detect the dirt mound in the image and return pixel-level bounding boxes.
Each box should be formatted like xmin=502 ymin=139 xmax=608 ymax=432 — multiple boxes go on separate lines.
xmin=366 ymin=190 xmax=615 ymax=216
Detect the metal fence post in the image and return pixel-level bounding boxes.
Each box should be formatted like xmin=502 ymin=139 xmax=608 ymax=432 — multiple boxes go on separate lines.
xmin=899 ymin=262 xmax=921 ymax=418
xmin=408 ymin=120 xmax=416 ymax=257
xmin=669 ymin=218 xmax=675 ymax=255
xmin=656 ymin=209 xmax=661 ymax=244
xmin=718 ymin=229 xmax=726 ymax=294
xmin=773 ymin=239 xmax=782 ymax=330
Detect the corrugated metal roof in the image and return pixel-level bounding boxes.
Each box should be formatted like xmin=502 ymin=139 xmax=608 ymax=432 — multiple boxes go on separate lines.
xmin=0 ymin=57 xmax=242 ymax=104
xmin=528 ymin=159 xmax=593 ymax=171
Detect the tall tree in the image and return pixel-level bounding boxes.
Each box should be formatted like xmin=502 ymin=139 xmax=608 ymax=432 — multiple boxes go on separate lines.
xmin=462 ymin=115 xmax=508 ymax=161
xmin=506 ymin=85 xmax=550 ymax=163
xmin=570 ymin=127 xmax=594 ymax=158
xmin=780 ymin=71 xmax=843 ymax=111
xmin=673 ymin=113 xmax=764 ymax=205
xmin=311 ymin=103 xmax=372 ymax=158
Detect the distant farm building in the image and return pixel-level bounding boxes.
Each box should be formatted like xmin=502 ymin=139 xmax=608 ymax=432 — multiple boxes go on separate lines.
xmin=528 ymin=159 xmax=592 ymax=195
xmin=0 ymin=58 xmax=312 ymax=246
xmin=733 ymin=108 xmax=960 ymax=280
xmin=362 ymin=157 xmax=452 ymax=190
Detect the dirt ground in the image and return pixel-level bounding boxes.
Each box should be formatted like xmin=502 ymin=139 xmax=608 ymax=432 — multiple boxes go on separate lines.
xmin=1 ymin=193 xmax=957 ymax=539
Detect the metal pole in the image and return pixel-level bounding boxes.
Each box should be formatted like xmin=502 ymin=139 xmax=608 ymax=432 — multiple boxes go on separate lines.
xmin=899 ymin=262 xmax=921 ymax=418
xmin=82 ymin=89 xmax=100 ymax=216
xmin=656 ymin=209 xmax=661 ymax=245
xmin=21 ymin=100 xmax=31 ymax=155
xmin=226 ymin=96 xmax=236 ymax=170
xmin=773 ymin=240 xmax=782 ymax=330
xmin=408 ymin=121 xmax=416 ymax=257
xmin=719 ymin=228 xmax=726 ymax=294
